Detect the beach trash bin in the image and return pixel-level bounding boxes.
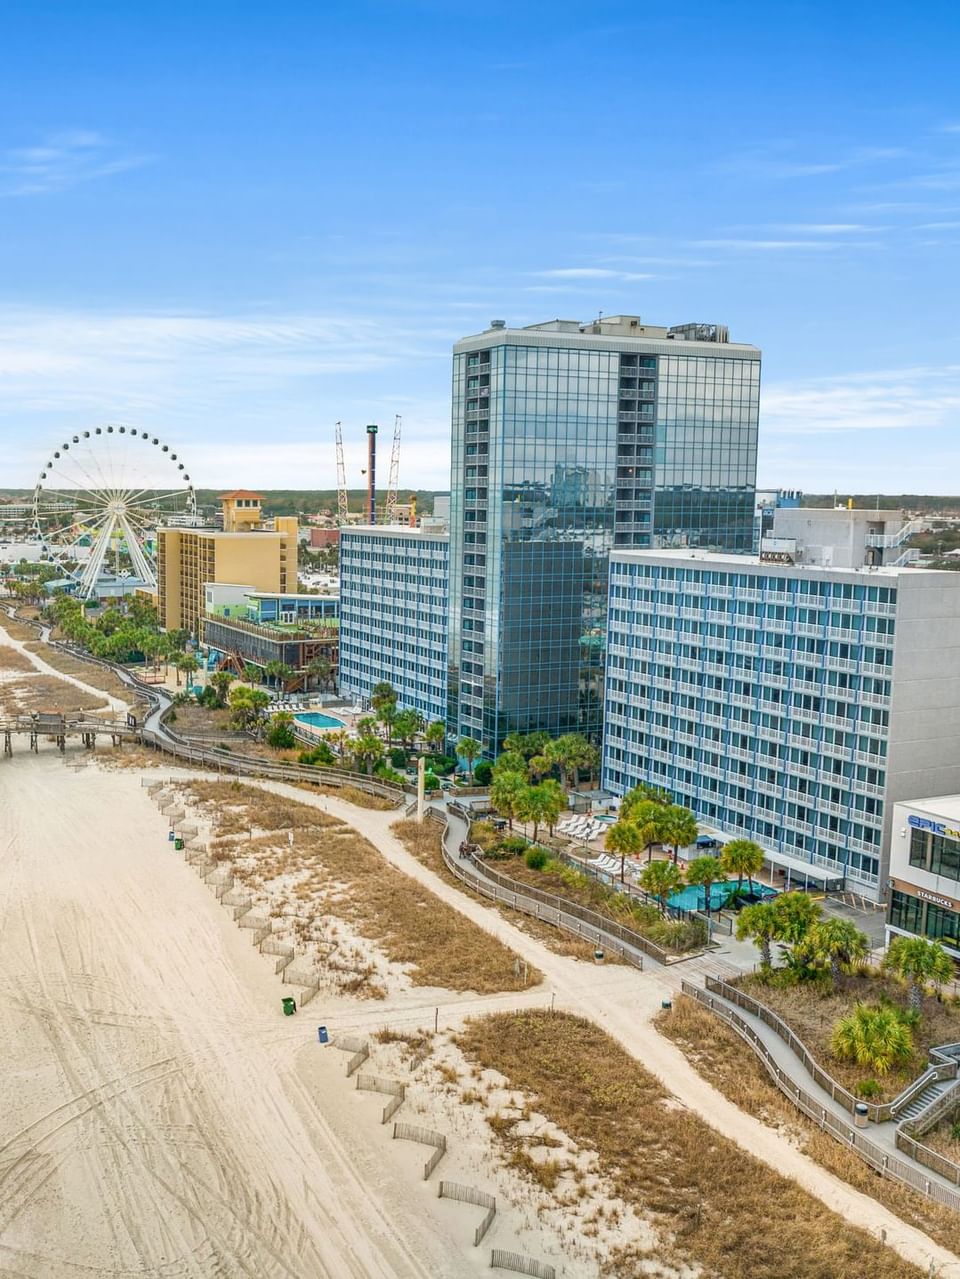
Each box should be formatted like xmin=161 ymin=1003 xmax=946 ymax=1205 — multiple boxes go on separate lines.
xmin=594 ymin=948 xmax=605 ymax=964
xmin=167 ymin=830 xmax=175 ymax=842
xmin=318 ymin=1025 xmax=329 ymax=1044
xmin=661 ymin=999 xmax=673 ymax=1011
xmin=282 ymin=997 xmax=297 ymax=1016
xmin=174 ymin=837 xmax=184 ymax=850
xmin=854 ymin=1103 xmax=869 ymax=1128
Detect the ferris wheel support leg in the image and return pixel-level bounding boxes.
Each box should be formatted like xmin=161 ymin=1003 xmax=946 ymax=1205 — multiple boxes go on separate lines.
xmin=117 ymin=512 xmax=156 ymax=590
xmin=77 ymin=513 xmax=117 ymax=598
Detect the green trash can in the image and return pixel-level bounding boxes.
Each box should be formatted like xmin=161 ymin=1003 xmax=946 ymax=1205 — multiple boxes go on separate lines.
xmin=282 ymin=996 xmax=297 ymax=1016
xmin=174 ymin=837 xmax=184 ymax=850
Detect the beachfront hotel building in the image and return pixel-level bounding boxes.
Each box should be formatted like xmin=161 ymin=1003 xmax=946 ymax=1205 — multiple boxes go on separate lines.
xmin=338 ymin=524 xmax=449 ymax=724
xmin=447 ymin=315 xmax=760 ymax=755
xmin=886 ymin=796 xmax=960 ymax=957
xmin=157 ymin=492 xmax=298 ymax=637
xmin=601 ymin=547 xmax=960 ymax=900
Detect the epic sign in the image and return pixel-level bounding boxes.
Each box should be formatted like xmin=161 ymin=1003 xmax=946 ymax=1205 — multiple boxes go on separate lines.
xmin=908 ymin=814 xmax=960 ymax=840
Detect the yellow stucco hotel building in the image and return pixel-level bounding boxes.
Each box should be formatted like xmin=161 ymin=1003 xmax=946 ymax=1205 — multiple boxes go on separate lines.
xmin=157 ymin=491 xmax=298 ymax=636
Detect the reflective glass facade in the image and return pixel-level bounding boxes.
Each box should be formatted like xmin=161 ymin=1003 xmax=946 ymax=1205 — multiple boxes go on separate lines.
xmin=448 ymin=321 xmax=760 ymax=754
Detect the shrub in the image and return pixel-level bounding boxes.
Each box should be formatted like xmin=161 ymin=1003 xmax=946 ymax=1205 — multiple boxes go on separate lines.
xmin=524 ymin=847 xmax=549 ymax=871
xmin=856 ymin=1078 xmax=882 ymax=1099
xmin=423 ymin=772 xmax=440 ymax=792
xmin=498 ymin=834 xmax=529 ymax=855
xmin=473 ymin=760 xmax=493 ymax=786
xmin=374 ymin=763 xmax=405 ymax=785
xmin=470 ymin=821 xmax=500 ymax=852
xmin=830 ymin=1003 xmax=914 ymax=1075
xmin=390 ymin=747 xmax=408 ymax=769
xmin=266 ymin=720 xmax=296 ymax=749
xmin=298 ymin=741 xmax=335 ymax=766
xmin=424 ymin=753 xmax=456 ymax=775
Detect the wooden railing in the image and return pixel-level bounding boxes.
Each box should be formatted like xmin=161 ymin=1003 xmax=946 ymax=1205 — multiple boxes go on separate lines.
xmin=683 ymin=980 xmax=960 ymax=1213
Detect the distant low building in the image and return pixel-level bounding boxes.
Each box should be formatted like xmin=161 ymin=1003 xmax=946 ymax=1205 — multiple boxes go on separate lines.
xmin=203 ymin=586 xmax=339 ymax=689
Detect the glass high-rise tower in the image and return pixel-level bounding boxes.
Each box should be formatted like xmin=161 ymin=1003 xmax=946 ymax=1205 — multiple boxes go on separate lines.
xmin=448 ymin=315 xmax=760 ymax=754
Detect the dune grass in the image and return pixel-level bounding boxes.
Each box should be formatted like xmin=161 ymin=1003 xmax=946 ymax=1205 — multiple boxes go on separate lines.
xmin=24 ymin=642 xmax=131 ymax=700
xmin=657 ymin=993 xmax=960 ymax=1258
xmin=457 ymin=1009 xmax=923 ymax=1279
xmin=182 ymin=781 xmax=540 ymax=994
xmin=0 ymin=673 xmax=108 ymax=715
xmin=391 ymin=817 xmax=611 ymax=964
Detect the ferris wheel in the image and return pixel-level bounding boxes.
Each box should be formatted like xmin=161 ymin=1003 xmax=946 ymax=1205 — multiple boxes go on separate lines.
xmin=33 ymin=425 xmax=196 ymax=598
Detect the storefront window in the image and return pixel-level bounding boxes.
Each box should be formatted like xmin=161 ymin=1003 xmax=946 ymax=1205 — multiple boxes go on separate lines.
xmin=889 ymin=889 xmax=923 ymax=935
xmin=925 ymin=902 xmax=960 ymax=948
xmin=930 ymin=834 xmax=960 ymax=883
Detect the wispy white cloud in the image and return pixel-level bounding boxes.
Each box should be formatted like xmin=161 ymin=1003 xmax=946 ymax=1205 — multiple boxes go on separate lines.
xmin=533 ymin=267 xmax=657 ymax=281
xmin=691 ymin=238 xmax=850 ymax=252
xmin=0 ymin=306 xmax=455 ymax=486
xmin=0 ymin=130 xmax=149 ymax=196
xmin=762 ymin=365 xmax=960 ymax=436
xmin=773 ymin=223 xmax=874 ymax=234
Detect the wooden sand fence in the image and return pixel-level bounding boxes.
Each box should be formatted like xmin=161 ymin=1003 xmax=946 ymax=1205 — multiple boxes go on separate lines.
xmin=392 ymin=1122 xmax=447 ymax=1179
xmin=437 ymin=1181 xmax=496 ymax=1246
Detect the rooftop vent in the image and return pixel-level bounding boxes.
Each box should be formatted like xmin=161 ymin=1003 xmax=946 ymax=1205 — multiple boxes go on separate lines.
xmin=490 ymin=319 xmax=506 ymax=329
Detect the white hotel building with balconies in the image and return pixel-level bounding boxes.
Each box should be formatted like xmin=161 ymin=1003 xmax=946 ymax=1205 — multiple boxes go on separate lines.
xmin=601 ymin=530 xmax=960 ymax=901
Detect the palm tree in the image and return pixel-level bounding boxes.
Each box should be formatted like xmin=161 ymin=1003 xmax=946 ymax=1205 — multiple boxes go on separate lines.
xmin=209 ymin=670 xmax=234 ymax=708
xmin=424 ymin=720 xmax=446 ymax=752
xmin=527 ymin=752 xmax=552 ymax=782
xmin=456 ymin=736 xmax=482 ymax=780
xmin=720 ymin=838 xmax=765 ymax=895
xmin=685 ymin=855 xmax=724 ymax=914
xmin=264 ymin=660 xmax=294 ymax=694
xmin=736 ymin=900 xmax=781 ymax=970
xmin=178 ymin=653 xmax=199 ymax=689
xmin=883 ymin=935 xmax=954 ymax=1014
xmin=771 ymin=892 xmax=822 ymax=945
xmin=662 ymin=804 xmax=698 ymax=865
xmin=804 ymin=918 xmax=869 ymax=986
xmin=490 ymin=773 xmax=528 ymax=831
xmin=606 ymin=819 xmax=644 ymax=884
xmin=639 ymin=859 xmax=683 ymax=915
xmin=620 ymin=782 xmax=671 ymax=821
xmin=831 ymin=1003 xmax=914 ymax=1075
xmin=393 ymin=708 xmax=424 ymax=751
xmin=307 ymin=655 xmax=333 ymax=691
xmin=351 ymin=733 xmax=384 ymax=777
xmin=537 ymin=779 xmax=566 ymax=836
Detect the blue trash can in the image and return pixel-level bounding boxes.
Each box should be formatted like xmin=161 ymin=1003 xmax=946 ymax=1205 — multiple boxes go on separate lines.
xmin=167 ymin=830 xmax=175 ymax=842
xmin=318 ymin=1025 xmax=329 ymax=1044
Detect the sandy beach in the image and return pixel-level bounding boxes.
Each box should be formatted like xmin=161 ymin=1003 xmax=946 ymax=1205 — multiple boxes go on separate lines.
xmin=0 ymin=678 xmax=958 ymax=1277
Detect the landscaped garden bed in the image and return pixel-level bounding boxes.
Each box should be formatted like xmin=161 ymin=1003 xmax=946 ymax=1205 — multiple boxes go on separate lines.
xmin=469 ymin=821 xmax=707 ymax=953
xmin=736 ymin=967 xmax=960 ymax=1102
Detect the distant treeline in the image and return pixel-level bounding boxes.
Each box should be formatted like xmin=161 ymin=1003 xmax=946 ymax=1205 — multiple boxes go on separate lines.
xmin=0 ymin=488 xmax=447 ymax=516
xmin=801 ymin=494 xmax=960 ymax=512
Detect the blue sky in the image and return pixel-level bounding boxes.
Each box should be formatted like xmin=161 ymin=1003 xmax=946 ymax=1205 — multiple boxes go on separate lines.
xmin=1 ymin=0 xmax=959 ymax=493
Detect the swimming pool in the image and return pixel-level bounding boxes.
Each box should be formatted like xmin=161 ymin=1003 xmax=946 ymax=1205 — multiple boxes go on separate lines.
xmin=294 ymin=712 xmax=345 ymax=731
xmin=667 ymin=879 xmax=778 ymax=911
